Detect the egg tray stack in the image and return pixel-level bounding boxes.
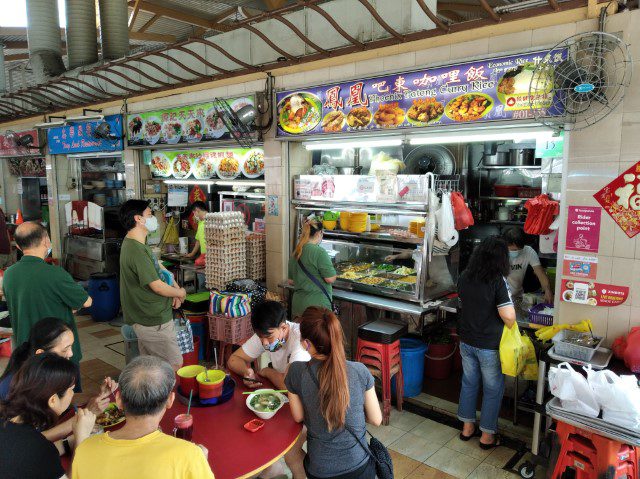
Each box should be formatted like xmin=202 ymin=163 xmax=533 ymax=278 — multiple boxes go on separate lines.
xmin=246 ymin=232 xmax=266 ymax=281
xmin=204 ymin=212 xmax=247 ymax=291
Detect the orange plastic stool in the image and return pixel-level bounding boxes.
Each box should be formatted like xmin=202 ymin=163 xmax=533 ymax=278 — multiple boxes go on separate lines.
xmin=356 ymin=337 xmax=403 ymax=425
xmin=551 ymin=420 xmax=639 ymax=479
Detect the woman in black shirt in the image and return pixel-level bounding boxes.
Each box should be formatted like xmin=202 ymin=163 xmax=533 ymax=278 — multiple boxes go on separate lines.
xmin=0 ymin=353 xmax=96 ymax=479
xmin=457 ymin=236 xmax=516 ymax=449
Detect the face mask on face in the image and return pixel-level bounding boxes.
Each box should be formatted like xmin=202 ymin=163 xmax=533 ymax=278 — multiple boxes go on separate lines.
xmin=144 ymin=215 xmax=159 ymax=232
xmin=509 ymin=250 xmax=521 ymax=259
xmin=46 ymin=247 xmax=52 ymax=257
xmin=264 ymin=337 xmax=286 ymax=353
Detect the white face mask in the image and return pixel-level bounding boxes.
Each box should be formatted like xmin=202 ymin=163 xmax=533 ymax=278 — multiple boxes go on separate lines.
xmin=144 ymin=215 xmax=159 ymax=232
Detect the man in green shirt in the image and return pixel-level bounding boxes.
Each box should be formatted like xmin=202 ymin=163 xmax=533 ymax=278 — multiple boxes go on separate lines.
xmin=184 ymin=201 xmax=208 ymax=291
xmin=119 ymin=200 xmax=187 ymax=371
xmin=3 ymin=222 xmax=92 ymax=368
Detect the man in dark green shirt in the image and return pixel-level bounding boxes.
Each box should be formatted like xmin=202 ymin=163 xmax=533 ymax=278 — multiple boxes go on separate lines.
xmin=3 ymin=222 xmax=92 ymax=366
xmin=119 ymin=200 xmax=187 ymax=370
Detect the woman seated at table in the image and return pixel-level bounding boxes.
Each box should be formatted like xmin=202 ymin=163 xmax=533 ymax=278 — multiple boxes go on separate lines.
xmin=0 ymin=353 xmax=96 ymax=479
xmin=457 ymin=236 xmax=516 ymax=449
xmin=286 ymin=307 xmax=382 ymax=479
xmin=0 ymin=317 xmax=116 ymax=444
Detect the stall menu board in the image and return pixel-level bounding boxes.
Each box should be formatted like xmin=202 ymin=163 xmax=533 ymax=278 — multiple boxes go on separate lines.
xmin=127 ymin=96 xmax=255 ymax=147
xmin=594 ymin=160 xmax=640 ymax=238
xmin=47 ymin=115 xmax=124 ymax=154
xmin=0 ymin=129 xmax=40 ymax=157
xmin=276 ymin=49 xmax=567 ymax=137
xmin=149 ymin=147 xmax=264 ymax=180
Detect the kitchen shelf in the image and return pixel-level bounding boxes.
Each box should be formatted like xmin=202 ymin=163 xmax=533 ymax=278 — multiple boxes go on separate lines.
xmin=478 ymin=165 xmax=542 ymax=170
xmin=488 ymin=220 xmax=526 ymax=225
xmin=480 ymin=196 xmax=528 ymax=202
xmin=323 ymin=229 xmax=423 ymax=245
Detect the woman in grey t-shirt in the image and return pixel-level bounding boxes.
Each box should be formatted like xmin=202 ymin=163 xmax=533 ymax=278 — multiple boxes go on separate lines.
xmin=285 ymin=307 xmax=382 ymax=479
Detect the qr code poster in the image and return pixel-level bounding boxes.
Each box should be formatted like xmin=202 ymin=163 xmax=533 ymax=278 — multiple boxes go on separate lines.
xmin=560 ymin=279 xmax=628 ymax=307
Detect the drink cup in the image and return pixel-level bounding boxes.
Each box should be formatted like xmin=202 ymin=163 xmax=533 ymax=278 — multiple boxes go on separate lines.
xmin=173 ymin=413 xmax=193 ymax=441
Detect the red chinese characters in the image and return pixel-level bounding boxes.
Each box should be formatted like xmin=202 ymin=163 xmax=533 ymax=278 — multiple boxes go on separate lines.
xmin=594 ymin=161 xmax=640 ymax=238
xmin=323 ymin=86 xmax=344 ymax=110
xmin=346 ymin=82 xmax=368 ymax=107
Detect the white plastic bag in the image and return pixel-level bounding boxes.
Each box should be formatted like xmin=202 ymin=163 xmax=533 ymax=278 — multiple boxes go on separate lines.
xmin=548 ymin=362 xmax=599 ymax=417
xmin=436 ymin=192 xmax=457 ymax=245
xmin=586 ymin=368 xmax=640 ymax=430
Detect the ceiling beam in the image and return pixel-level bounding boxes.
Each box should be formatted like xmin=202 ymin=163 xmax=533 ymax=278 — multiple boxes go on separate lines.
xmin=437 ymin=2 xmax=486 ymax=13
xmin=129 ymin=31 xmax=177 ymax=43
xmin=128 ymin=0 xmax=231 ymax=32
xmin=263 ymin=0 xmax=288 ymax=9
xmin=439 ymin=9 xmax=465 ymax=21
xmin=479 ymin=0 xmax=501 ymax=21
xmin=5 ymin=54 xmax=29 ymax=61
xmin=128 ymin=0 xmax=142 ymax=30
xmin=138 ymin=14 xmax=160 ymax=33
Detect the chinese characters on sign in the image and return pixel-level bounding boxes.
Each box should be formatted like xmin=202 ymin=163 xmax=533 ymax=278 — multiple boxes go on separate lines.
xmin=594 ymin=161 xmax=640 ymax=238
xmin=276 ymin=49 xmax=567 ymax=136
xmin=565 ymin=206 xmax=601 ymax=253
xmin=47 ymin=115 xmax=123 ymax=154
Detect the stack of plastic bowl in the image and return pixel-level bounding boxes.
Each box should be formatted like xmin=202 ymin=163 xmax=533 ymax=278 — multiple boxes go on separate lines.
xmin=339 ymin=212 xmax=350 ymax=230
xmin=409 ymin=219 xmax=426 ymax=238
xmin=176 ymin=365 xmax=206 ymax=396
xmin=348 ymin=212 xmax=368 ymax=233
xmin=196 ymin=369 xmax=226 ymax=399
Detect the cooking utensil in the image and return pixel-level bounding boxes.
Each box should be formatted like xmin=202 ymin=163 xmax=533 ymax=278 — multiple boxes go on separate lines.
xmin=482 ymin=151 xmax=509 ymax=166
xmin=242 ymin=390 xmax=288 ymax=395
xmin=509 ymin=148 xmax=536 ymax=166
xmin=339 ymin=167 xmax=355 ymax=175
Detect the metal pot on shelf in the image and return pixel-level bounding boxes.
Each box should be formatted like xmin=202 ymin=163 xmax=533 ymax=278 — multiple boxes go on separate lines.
xmin=482 ymin=142 xmax=509 ymax=166
xmin=509 ymin=148 xmax=536 ymax=166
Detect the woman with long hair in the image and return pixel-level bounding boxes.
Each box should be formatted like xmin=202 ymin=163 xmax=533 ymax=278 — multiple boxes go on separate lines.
xmin=457 ymin=236 xmax=516 ymax=449
xmin=0 ymin=317 xmax=115 ymax=443
xmin=288 ymin=218 xmax=337 ymax=318
xmin=0 ymin=353 xmax=96 ymax=479
xmin=286 ymin=307 xmax=382 ymax=479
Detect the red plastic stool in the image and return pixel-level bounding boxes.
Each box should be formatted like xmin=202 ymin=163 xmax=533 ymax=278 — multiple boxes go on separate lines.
xmin=356 ymin=337 xmax=403 ymax=425
xmin=551 ymin=420 xmax=640 ymax=479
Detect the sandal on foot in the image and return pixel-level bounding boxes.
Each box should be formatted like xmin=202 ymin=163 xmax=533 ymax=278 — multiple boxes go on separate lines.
xmin=479 ymin=434 xmax=502 ymax=450
xmin=459 ymin=428 xmax=480 ymax=441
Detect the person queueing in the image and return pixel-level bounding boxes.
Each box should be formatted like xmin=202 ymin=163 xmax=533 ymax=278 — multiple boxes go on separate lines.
xmin=0 ymin=317 xmax=116 ymax=445
xmin=286 ymin=307 xmax=383 ymax=479
xmin=119 ymin=200 xmax=187 ymax=371
xmin=228 ymin=300 xmax=309 ymax=479
xmin=3 ymin=222 xmax=92 ymax=387
xmin=288 ymin=218 xmax=337 ymax=319
xmin=456 ymin=236 xmax=516 ymax=449
xmin=0 ymin=353 xmax=96 ymax=479
xmin=72 ymin=356 xmax=213 ymax=479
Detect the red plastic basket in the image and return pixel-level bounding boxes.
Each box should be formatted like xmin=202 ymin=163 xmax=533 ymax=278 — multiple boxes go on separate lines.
xmin=528 ymin=303 xmax=554 ymax=326
xmin=517 ymin=187 xmax=542 ymax=198
xmin=207 ymin=313 xmax=253 ymax=344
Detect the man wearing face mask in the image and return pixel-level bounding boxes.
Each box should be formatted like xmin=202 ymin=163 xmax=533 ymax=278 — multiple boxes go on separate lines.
xmin=119 ymin=200 xmax=187 ymax=371
xmin=504 ymin=227 xmax=553 ymax=306
xmin=3 ymin=222 xmax=91 ymax=376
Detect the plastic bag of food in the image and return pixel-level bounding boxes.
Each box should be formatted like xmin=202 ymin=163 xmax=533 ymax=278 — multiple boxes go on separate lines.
xmin=450 ymin=191 xmax=474 ymax=230
xmin=548 ymin=362 xmax=599 ymax=417
xmin=519 ymin=334 xmax=538 ymax=381
xmin=586 ymin=367 xmax=640 ymax=429
xmin=499 ymin=324 xmax=526 ymax=377
xmin=624 ymin=327 xmax=640 ymax=373
xmin=368 ymin=152 xmax=405 ymax=175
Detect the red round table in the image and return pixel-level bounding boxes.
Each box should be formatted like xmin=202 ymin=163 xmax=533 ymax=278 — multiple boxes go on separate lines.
xmin=159 ymin=377 xmax=302 ymax=479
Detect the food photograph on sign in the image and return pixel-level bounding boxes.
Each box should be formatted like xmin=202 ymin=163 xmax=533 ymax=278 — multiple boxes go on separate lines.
xmin=276 ymin=49 xmax=567 ymax=136
xmin=149 ymin=148 xmax=264 ymax=180
xmin=560 ymin=279 xmax=629 ymax=307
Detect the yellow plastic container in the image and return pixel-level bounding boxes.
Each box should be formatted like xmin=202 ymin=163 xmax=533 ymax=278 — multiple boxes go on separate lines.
xmin=196 ymin=369 xmax=226 ymax=385
xmin=339 ymin=212 xmax=351 ymax=230
xmin=348 ymin=212 xmax=368 ymax=233
xmin=196 ymin=369 xmax=226 ymax=399
xmin=323 ymin=220 xmax=337 ymax=230
xmin=410 ymin=219 xmax=426 ymax=238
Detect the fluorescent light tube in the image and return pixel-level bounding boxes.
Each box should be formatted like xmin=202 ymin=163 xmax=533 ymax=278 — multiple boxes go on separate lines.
xmin=164 ymin=180 xmax=215 ymax=186
xmin=303 ymin=138 xmax=403 ymax=150
xmin=216 ymin=181 xmax=265 ymax=187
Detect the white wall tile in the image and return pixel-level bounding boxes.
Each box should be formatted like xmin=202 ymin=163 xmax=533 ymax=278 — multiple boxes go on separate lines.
xmin=607 ymin=305 xmax=631 ymax=345
xmin=382 ymin=52 xmax=417 ymax=73
xmin=329 ymin=63 xmax=357 ymax=82
xmin=565 ymin=162 xmax=619 ymax=191
xmin=355 ymin=58 xmax=385 ymax=77
xmin=488 ymin=31 xmax=532 ymax=54
xmin=532 ymin=24 xmax=577 ymax=48
xmin=414 ymin=45 xmax=451 ymax=68
xmin=450 ymin=38 xmax=489 ymax=62
xmin=613 ymin=226 xmax=636 ymax=259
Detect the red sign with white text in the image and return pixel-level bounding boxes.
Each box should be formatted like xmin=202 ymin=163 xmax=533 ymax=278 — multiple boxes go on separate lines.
xmin=594 ymin=161 xmax=640 ymax=238
xmin=560 ymin=279 xmax=628 ymax=307
xmin=562 ymin=254 xmax=597 ymax=280
xmin=566 ymin=206 xmax=601 ymax=253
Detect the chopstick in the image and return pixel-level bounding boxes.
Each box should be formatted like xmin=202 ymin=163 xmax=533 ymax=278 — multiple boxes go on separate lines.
xmin=242 ymin=390 xmax=288 ymax=395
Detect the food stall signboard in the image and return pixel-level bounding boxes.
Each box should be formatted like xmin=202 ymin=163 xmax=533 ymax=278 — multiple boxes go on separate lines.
xmin=47 ymin=115 xmax=124 ymax=154
xmin=594 ymin=161 xmax=640 ymax=238
xmin=149 ymin=148 xmax=264 ymax=180
xmin=276 ymin=49 xmax=567 ymax=136
xmin=127 ymin=96 xmax=255 ymax=147
xmin=562 ymin=254 xmax=597 ymax=280
xmin=561 ymin=279 xmax=628 ymax=307
xmin=0 ymin=129 xmax=41 ymax=157
xmin=565 ymin=206 xmax=601 ymax=253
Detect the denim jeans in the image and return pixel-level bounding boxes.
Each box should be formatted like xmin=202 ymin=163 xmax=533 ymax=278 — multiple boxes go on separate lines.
xmin=457 ymin=342 xmax=505 ymax=434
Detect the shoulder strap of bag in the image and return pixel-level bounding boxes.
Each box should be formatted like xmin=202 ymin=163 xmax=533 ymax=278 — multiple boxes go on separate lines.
xmin=297 ymin=259 xmax=332 ymax=305
xmin=304 ymin=363 xmax=378 ymax=464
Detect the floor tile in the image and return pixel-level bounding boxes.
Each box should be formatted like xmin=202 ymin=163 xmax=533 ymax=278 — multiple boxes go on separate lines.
xmin=424 ymin=447 xmax=482 ymax=479
xmin=406 ymin=463 xmax=458 ymax=479
xmin=367 ymin=423 xmax=406 ymax=446
xmin=444 ymin=435 xmax=494 ymax=461
xmin=468 ymin=463 xmax=518 ymax=479
xmin=79 ymin=358 xmax=121 ymax=381
xmin=90 ymin=329 xmax=121 ymax=339
xmin=389 ymin=432 xmax=442 ymax=462
xmin=410 ymin=419 xmax=459 ymax=446
xmin=105 ymin=341 xmax=125 ymax=355
xmin=390 ymin=409 xmax=427 ymax=432
xmin=483 ymin=447 xmax=517 ymax=468
xmin=389 ymin=450 xmax=422 ymax=479
xmin=77 ymin=320 xmax=100 ymax=329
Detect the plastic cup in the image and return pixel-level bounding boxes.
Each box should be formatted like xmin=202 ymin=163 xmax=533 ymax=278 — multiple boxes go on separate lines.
xmin=173 ymin=413 xmax=193 ymax=441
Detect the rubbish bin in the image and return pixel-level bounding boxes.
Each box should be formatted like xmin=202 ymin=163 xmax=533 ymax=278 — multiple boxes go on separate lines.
xmin=88 ymin=273 xmax=120 ymax=322
xmin=122 ymin=324 xmax=139 ymax=365
xmin=396 ymin=338 xmax=428 ymax=398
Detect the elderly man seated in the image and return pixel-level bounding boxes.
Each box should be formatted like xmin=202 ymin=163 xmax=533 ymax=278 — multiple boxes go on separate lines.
xmin=72 ymin=356 xmax=214 ymax=479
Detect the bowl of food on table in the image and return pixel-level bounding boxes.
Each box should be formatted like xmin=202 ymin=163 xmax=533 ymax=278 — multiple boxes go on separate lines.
xmin=246 ymin=389 xmax=287 ymax=420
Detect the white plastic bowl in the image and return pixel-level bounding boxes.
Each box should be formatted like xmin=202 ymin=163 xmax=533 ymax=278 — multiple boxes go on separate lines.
xmin=246 ymin=389 xmax=287 ymax=420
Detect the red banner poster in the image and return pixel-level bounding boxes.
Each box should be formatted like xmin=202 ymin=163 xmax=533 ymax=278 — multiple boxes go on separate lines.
xmin=560 ymin=279 xmax=628 ymax=307
xmin=594 ymin=161 xmax=640 ymax=238
xmin=0 ymin=129 xmax=40 ymax=157
xmin=562 ymin=254 xmax=597 ymax=279
xmin=566 ymin=206 xmax=601 ymax=253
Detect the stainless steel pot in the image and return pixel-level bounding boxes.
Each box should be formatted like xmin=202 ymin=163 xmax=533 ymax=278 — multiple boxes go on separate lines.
xmin=510 ymin=148 xmax=536 ymax=166
xmin=483 ymin=151 xmax=509 ymax=166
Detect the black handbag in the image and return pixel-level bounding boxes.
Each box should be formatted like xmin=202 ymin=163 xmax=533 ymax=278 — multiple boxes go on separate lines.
xmin=305 ymin=364 xmax=394 ymax=479
xmin=296 ymin=259 xmax=339 ymax=316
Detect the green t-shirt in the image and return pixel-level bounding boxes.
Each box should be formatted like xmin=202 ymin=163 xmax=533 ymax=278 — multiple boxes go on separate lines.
xmin=119 ymin=238 xmax=172 ymax=327
xmin=3 ymin=256 xmax=88 ymax=362
xmin=288 ymin=243 xmax=337 ymax=317
xmin=195 ymin=221 xmax=206 ymax=254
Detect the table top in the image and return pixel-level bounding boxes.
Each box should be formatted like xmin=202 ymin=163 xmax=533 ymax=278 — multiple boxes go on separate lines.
xmin=161 ymin=253 xmax=194 ymax=264
xmin=159 ymin=378 xmax=302 ymax=479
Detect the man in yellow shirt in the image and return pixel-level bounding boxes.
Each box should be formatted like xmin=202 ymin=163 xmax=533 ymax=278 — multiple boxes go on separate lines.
xmin=72 ymin=356 xmax=214 ymax=479
xmin=185 ymin=201 xmax=208 ymax=291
